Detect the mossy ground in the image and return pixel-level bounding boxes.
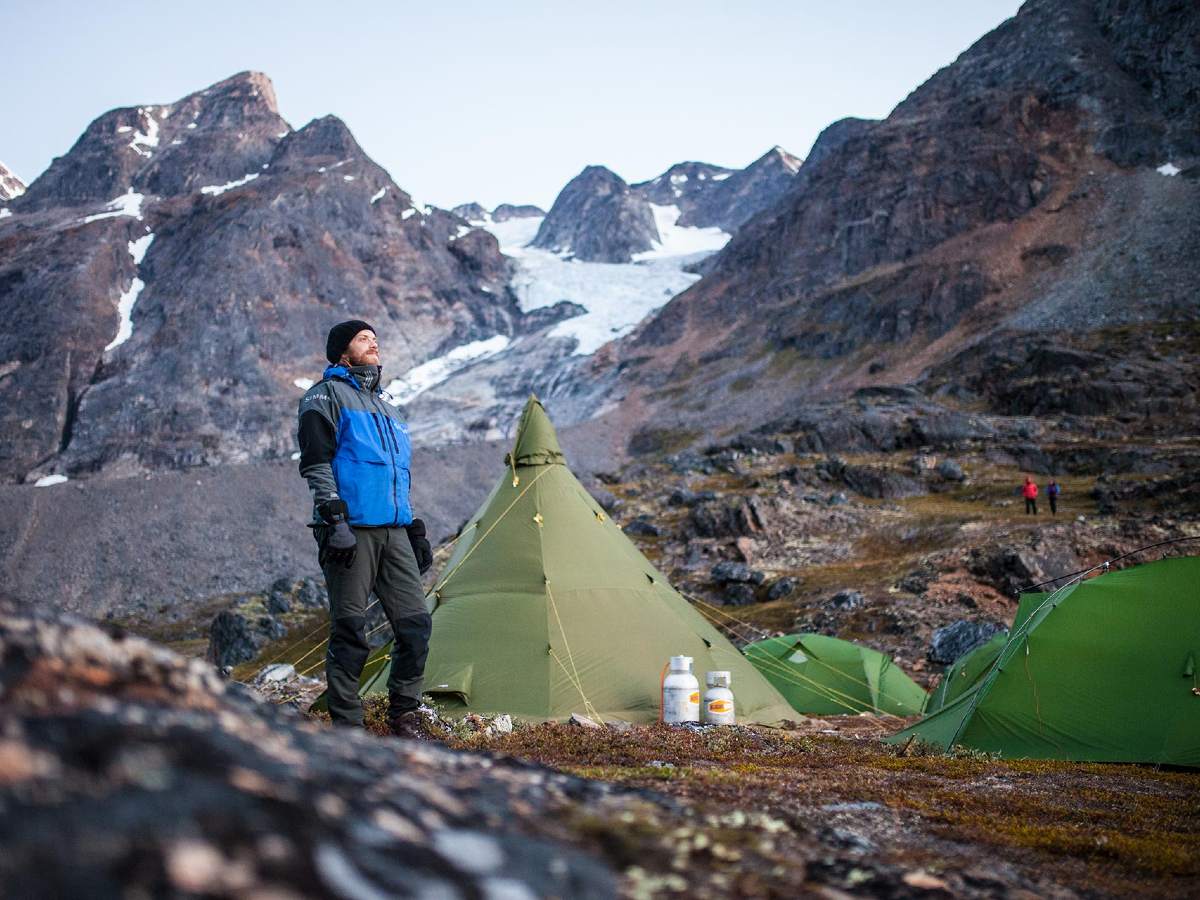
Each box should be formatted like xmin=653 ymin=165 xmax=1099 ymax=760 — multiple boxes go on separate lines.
xmin=351 ymin=702 xmax=1200 ymax=897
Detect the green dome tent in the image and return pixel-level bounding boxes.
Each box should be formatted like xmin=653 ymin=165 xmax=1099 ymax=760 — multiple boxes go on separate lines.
xmin=358 ymin=397 xmax=795 ymax=725
xmin=744 ymin=633 xmax=928 ymax=716
xmin=889 ymin=557 xmax=1200 ymax=765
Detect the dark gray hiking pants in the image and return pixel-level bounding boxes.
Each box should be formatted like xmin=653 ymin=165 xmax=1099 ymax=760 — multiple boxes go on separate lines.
xmin=316 ymin=525 xmax=431 ymax=726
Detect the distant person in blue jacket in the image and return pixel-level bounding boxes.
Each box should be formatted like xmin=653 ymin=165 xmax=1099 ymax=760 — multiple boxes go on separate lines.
xmin=297 ymin=320 xmax=434 ymax=737
xmin=1047 ymin=479 xmax=1061 ymax=515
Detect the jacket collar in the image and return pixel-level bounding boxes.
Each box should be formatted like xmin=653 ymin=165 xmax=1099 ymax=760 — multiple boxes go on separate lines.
xmin=323 ymin=364 xmax=383 ymax=395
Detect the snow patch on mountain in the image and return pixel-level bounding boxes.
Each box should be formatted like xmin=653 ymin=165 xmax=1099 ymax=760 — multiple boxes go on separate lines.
xmin=482 ymin=212 xmax=729 ymax=355
xmin=34 ymin=474 xmax=69 ymax=487
xmin=83 ymin=190 xmax=145 ymax=224
xmin=200 ymin=173 xmax=259 ymax=196
xmin=384 ymin=335 xmax=511 ymax=406
xmin=1157 ymin=162 xmax=1180 ymax=176
xmin=634 ymin=204 xmax=730 ymax=261
xmin=105 ymin=233 xmax=155 ymax=352
xmin=370 ymin=187 xmax=387 ymax=204
xmin=129 ymin=108 xmax=161 ymax=158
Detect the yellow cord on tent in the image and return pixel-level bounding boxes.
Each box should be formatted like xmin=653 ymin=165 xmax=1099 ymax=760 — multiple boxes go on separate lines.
xmin=430 ymin=467 xmax=552 ymax=595
xmin=545 ymin=578 xmax=603 ymax=723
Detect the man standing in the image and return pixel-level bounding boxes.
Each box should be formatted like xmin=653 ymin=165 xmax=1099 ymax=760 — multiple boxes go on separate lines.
xmin=297 ymin=320 xmax=434 ymax=736
xmin=1047 ymin=480 xmax=1061 ymax=515
xmin=1022 ymin=476 xmax=1039 ymax=515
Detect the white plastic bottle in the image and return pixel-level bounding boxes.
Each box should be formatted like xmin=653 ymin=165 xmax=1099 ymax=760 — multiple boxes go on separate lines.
xmin=703 ymin=671 xmax=736 ymax=725
xmin=662 ymin=655 xmax=701 ymax=724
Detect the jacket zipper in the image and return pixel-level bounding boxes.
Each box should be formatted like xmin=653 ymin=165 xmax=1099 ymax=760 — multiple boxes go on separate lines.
xmin=369 ymin=393 xmax=402 ymax=527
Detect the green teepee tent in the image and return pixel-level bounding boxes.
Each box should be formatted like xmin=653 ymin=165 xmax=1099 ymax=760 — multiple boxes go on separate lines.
xmin=743 ymin=633 xmax=928 ymax=716
xmin=925 ymin=593 xmax=1049 ymax=714
xmin=358 ymin=397 xmax=795 ymax=725
xmin=889 ymin=557 xmax=1200 ymax=765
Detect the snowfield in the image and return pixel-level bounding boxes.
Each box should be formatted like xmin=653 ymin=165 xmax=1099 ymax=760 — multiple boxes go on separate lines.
xmin=380 ymin=205 xmax=729 ymax=409
xmin=384 ymin=336 xmax=511 ymax=406
xmin=480 ymin=211 xmax=729 ymax=355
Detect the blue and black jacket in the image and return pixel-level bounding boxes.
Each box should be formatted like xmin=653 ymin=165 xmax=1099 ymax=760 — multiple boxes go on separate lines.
xmin=297 ymin=365 xmax=413 ymax=527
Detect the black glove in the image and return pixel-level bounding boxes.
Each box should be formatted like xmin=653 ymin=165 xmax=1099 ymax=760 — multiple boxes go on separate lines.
xmin=407 ymin=518 xmax=433 ymax=574
xmin=318 ymin=499 xmax=357 ymax=570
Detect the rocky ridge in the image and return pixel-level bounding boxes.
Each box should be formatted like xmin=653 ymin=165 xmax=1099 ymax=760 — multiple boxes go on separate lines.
xmin=567 ymin=0 xmax=1200 ymax=447
xmin=527 ymin=148 xmax=802 ymax=264
xmin=0 ymin=71 xmax=531 ymax=483
xmin=657 ymin=146 xmax=803 ymax=234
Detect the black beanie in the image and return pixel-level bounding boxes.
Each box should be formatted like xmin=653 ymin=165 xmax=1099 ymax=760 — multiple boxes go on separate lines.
xmin=326 ymin=320 xmax=376 ymax=364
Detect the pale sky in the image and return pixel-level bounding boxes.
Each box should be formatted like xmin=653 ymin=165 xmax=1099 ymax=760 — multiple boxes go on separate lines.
xmin=3 ymin=1 xmax=1023 ymax=210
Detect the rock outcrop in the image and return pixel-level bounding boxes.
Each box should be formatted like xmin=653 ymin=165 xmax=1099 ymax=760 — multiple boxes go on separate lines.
xmin=531 ymin=165 xmax=659 ymax=262
xmin=0 ymin=603 xmax=621 ymax=897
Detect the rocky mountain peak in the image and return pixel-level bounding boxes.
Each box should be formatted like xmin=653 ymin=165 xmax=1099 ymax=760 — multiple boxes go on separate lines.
xmin=531 ymin=165 xmax=659 ymax=262
xmin=0 ymin=161 xmax=24 ymax=202
xmin=451 ymin=202 xmax=489 ymax=222
xmin=633 ymin=161 xmax=734 ymax=208
xmin=271 ymin=115 xmax=367 ymax=171
xmin=14 ymin=71 xmax=291 ymax=212
xmin=759 ymin=145 xmax=803 ymax=174
xmin=669 ymin=145 xmax=803 ymax=232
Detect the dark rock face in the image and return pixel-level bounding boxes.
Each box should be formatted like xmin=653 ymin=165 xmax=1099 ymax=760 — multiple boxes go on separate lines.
xmin=0 ymin=161 xmax=24 ymax=202
xmin=968 ymin=540 xmax=1081 ymax=598
xmin=0 ymin=72 xmax=526 ymax=482
xmin=208 ymin=606 xmax=286 ymax=667
xmin=710 ymin=561 xmax=765 ymax=585
xmin=622 ymin=518 xmax=660 ymax=537
xmin=928 ymin=620 xmax=1007 ymax=665
xmin=0 ymin=604 xmax=618 ymax=897
xmin=928 ymin=334 xmax=1199 ymax=419
xmin=673 ymin=147 xmax=803 ymax=233
xmin=688 ymin=497 xmax=768 ymax=539
xmin=531 ymin=165 xmax=659 ymax=263
xmin=492 ymin=203 xmax=545 ymax=222
xmin=815 ymin=455 xmax=926 ymax=499
xmin=207 ymin=577 xmax=330 ymax=668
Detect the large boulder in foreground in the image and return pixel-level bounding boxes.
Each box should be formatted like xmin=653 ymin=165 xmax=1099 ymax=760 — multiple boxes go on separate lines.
xmin=0 ymin=604 xmax=616 ymax=897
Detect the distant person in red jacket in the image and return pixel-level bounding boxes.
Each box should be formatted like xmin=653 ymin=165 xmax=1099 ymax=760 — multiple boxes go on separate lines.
xmin=1022 ymin=476 xmax=1038 ymax=515
xmin=1047 ymin=479 xmax=1061 ymax=515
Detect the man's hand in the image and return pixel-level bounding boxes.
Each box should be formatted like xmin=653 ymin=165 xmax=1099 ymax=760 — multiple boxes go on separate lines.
xmin=318 ymin=499 xmax=357 ymax=569
xmin=407 ymin=518 xmax=433 ymax=574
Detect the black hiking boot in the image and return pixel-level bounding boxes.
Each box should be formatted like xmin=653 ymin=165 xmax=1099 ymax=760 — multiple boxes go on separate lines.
xmin=388 ymin=708 xmax=428 ymax=741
